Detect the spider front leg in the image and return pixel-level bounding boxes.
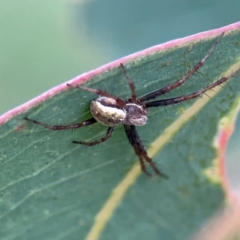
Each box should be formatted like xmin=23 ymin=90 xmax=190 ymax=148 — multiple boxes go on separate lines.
xmin=73 ymin=127 xmax=114 ymax=146
xmin=139 ymin=33 xmax=224 ymax=102
xmin=24 ymin=117 xmax=97 ymax=130
xmin=124 ymin=125 xmax=167 ymax=178
xmin=145 ymin=67 xmax=240 ymax=108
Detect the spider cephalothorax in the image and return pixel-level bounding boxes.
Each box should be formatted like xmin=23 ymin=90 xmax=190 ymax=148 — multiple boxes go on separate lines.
xmin=24 ymin=33 xmax=240 ymax=177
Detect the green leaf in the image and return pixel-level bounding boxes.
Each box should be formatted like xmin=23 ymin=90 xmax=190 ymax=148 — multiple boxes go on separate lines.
xmin=1 ymin=24 xmax=240 ymax=240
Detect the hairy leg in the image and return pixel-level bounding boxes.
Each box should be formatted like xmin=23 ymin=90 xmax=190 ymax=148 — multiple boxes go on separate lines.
xmin=139 ymin=33 xmax=224 ymax=102
xmin=120 ymin=63 xmax=137 ymax=102
xmin=67 ymin=83 xmax=125 ymax=107
xmin=124 ymin=124 xmax=167 ymax=178
xmin=24 ymin=117 xmax=96 ymax=130
xmin=145 ymin=67 xmax=240 ymax=108
xmin=73 ymin=127 xmax=114 ymax=146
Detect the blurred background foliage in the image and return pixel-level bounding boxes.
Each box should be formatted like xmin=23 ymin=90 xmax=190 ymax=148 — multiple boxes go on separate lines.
xmin=0 ymin=0 xmax=239 ymax=188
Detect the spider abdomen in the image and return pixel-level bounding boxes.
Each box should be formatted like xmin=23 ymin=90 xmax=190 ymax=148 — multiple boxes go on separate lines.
xmin=90 ymin=97 xmax=148 ymax=127
xmin=90 ymin=97 xmax=126 ymax=126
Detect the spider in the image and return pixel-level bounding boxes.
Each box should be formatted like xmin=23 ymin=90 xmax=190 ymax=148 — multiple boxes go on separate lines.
xmin=24 ymin=32 xmax=240 ymax=177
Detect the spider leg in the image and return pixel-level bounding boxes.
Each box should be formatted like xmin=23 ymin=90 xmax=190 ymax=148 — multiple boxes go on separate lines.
xmin=67 ymin=83 xmax=125 ymax=107
xmin=73 ymin=127 xmax=114 ymax=146
xmin=120 ymin=63 xmax=137 ymax=102
xmin=24 ymin=117 xmax=96 ymax=130
xmin=138 ymin=33 xmax=224 ymax=102
xmin=145 ymin=67 xmax=240 ymax=108
xmin=124 ymin=124 xmax=167 ymax=178
xmin=138 ymin=156 xmax=150 ymax=176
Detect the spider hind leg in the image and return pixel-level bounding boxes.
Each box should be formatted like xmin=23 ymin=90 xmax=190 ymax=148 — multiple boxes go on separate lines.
xmin=24 ymin=117 xmax=97 ymax=130
xmin=73 ymin=127 xmax=114 ymax=146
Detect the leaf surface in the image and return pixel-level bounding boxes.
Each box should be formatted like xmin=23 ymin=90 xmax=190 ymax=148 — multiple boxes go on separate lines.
xmin=0 ymin=25 xmax=240 ymax=240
